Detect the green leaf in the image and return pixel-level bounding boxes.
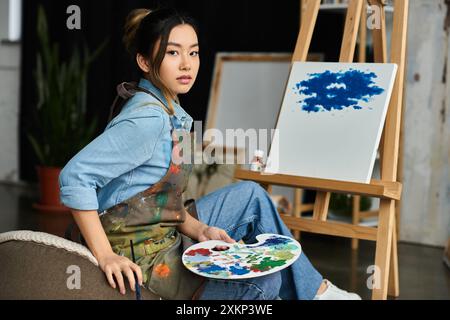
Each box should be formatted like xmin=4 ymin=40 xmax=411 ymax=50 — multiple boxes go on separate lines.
xmin=27 ymin=5 xmax=107 ymax=167
xmin=27 ymin=133 xmax=45 ymax=165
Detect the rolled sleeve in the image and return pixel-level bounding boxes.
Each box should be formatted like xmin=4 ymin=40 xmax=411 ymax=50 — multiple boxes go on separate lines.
xmin=59 ymin=106 xmax=166 ymax=211
xmin=59 ymin=186 xmax=99 ymax=210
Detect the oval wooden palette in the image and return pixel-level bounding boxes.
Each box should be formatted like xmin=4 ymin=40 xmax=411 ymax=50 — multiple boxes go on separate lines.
xmin=182 ymin=234 xmax=301 ymax=279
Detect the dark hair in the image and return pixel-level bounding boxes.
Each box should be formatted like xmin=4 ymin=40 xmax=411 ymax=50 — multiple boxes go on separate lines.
xmin=123 ymin=7 xmax=199 ymax=115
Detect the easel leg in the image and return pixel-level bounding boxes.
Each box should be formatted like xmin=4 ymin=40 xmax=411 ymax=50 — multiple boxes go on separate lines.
xmin=350 ymin=246 xmax=359 ymax=292
xmin=294 ymin=189 xmax=302 ymax=240
xmin=388 ymin=215 xmax=400 ymax=297
xmin=261 ymin=184 xmax=272 ymax=194
xmin=351 ymin=195 xmax=361 ymax=250
xmin=313 ymin=191 xmax=331 ymax=221
xmin=372 ymin=199 xmax=395 ymax=300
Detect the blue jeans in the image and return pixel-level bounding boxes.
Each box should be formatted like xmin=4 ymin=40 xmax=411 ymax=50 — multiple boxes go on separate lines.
xmin=195 ymin=181 xmax=323 ymax=300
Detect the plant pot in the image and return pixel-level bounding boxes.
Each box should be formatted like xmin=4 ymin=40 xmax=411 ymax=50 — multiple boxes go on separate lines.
xmin=32 ymin=166 xmax=70 ymax=214
xmin=328 ymin=208 xmax=352 ymax=223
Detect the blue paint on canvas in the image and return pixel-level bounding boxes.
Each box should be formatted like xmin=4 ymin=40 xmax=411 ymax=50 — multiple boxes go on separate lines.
xmin=294 ymin=69 xmax=385 ymax=113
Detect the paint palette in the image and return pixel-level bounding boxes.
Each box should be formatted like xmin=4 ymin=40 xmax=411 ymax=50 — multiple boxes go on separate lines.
xmin=182 ymin=234 xmax=301 ymax=279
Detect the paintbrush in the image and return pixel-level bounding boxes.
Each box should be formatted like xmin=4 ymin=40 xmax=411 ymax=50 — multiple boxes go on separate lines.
xmin=129 ymin=239 xmax=141 ymax=300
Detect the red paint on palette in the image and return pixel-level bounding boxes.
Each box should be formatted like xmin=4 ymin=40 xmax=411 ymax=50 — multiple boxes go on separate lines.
xmin=185 ymin=248 xmax=211 ymax=256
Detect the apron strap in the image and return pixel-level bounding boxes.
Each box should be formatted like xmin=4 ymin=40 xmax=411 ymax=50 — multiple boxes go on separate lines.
xmin=64 ymin=222 xmax=87 ymax=247
xmin=184 ymin=199 xmax=198 ymax=220
xmin=134 ymin=84 xmax=173 ymax=116
xmin=108 ymin=81 xmax=174 ymax=122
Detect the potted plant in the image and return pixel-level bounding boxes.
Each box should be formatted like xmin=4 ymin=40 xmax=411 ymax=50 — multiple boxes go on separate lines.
xmin=27 ymin=6 xmax=108 ymax=213
xmin=329 ymin=193 xmax=372 ymax=220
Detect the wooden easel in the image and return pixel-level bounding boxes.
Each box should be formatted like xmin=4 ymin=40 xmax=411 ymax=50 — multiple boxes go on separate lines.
xmin=351 ymin=0 xmax=396 ymax=250
xmin=234 ymin=0 xmax=408 ymax=300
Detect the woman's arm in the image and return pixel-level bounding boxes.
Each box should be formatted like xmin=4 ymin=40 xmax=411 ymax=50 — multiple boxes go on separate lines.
xmin=59 ymin=107 xmax=166 ymax=211
xmin=177 ymin=210 xmax=235 ymax=243
xmin=176 ymin=210 xmax=207 ymax=240
xmin=59 ymin=106 xmax=171 ymax=294
xmin=71 ymin=209 xmax=143 ymax=295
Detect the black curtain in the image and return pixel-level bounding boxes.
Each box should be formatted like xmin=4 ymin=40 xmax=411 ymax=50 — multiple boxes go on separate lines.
xmin=20 ymin=0 xmax=345 ymax=182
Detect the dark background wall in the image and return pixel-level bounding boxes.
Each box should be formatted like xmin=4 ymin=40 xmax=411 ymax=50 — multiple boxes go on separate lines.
xmin=19 ymin=0 xmax=345 ymax=182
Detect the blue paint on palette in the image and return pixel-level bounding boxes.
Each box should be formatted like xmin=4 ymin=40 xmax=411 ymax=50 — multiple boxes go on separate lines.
xmin=294 ymin=69 xmax=385 ymax=113
xmin=229 ymin=265 xmax=251 ymax=275
xmin=252 ymin=237 xmax=291 ymax=247
xmin=198 ymin=264 xmax=226 ymax=273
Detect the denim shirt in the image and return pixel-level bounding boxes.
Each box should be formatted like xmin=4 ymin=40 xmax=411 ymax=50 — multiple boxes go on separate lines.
xmin=59 ymin=78 xmax=194 ymax=213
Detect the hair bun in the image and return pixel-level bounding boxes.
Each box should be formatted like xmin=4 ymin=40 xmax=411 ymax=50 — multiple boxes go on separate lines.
xmin=123 ymin=8 xmax=152 ymax=55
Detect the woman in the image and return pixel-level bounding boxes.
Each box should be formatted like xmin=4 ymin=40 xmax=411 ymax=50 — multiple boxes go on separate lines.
xmin=59 ymin=7 xmax=360 ymax=300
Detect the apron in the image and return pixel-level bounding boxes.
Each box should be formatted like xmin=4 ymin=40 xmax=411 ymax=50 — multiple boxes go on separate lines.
xmin=67 ymin=82 xmax=205 ymax=300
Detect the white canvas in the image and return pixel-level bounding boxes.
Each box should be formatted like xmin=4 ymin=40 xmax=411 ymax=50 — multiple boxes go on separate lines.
xmin=265 ymin=62 xmax=398 ymax=183
xmin=204 ymin=53 xmax=291 ymax=163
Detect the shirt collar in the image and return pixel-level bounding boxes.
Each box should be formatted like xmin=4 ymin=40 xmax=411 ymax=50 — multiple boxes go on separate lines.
xmin=138 ymin=78 xmax=192 ymax=130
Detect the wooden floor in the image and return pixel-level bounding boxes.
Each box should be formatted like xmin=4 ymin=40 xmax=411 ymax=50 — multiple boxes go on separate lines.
xmin=0 ymin=182 xmax=449 ymax=300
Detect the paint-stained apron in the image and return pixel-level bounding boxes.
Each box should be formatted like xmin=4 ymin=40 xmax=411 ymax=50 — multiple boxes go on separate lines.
xmin=73 ymin=82 xmax=204 ymax=299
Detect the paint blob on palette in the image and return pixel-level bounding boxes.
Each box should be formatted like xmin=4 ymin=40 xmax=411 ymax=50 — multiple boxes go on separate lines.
xmin=182 ymin=234 xmax=301 ymax=279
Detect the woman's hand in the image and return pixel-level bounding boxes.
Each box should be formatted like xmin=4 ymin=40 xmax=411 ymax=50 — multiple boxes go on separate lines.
xmin=198 ymin=225 xmax=236 ymax=244
xmin=176 ymin=210 xmax=236 ymax=246
xmin=97 ymin=252 xmax=143 ymax=295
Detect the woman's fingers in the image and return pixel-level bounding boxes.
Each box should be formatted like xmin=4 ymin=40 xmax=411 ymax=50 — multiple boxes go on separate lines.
xmin=221 ymin=230 xmax=235 ymax=243
xmin=113 ymin=268 xmax=126 ymax=295
xmin=123 ymin=266 xmax=136 ymax=292
xmin=130 ymin=263 xmax=144 ymax=286
xmin=99 ymin=254 xmax=144 ymax=294
xmin=104 ymin=266 xmax=117 ymax=289
xmin=198 ymin=226 xmax=235 ymax=244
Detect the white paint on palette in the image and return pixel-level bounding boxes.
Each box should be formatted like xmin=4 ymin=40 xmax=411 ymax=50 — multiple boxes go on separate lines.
xmin=265 ymin=62 xmax=398 ymax=183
